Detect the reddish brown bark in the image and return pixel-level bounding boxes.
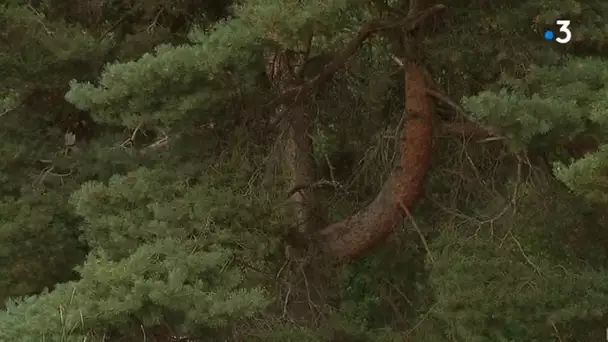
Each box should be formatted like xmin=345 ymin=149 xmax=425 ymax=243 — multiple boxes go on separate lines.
xmin=317 ymin=60 xmax=433 ymax=262
xmin=264 ymin=3 xmax=445 ymax=262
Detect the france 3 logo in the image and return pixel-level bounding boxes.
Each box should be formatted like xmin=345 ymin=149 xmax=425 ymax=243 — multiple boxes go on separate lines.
xmin=543 ymin=20 xmax=571 ymax=44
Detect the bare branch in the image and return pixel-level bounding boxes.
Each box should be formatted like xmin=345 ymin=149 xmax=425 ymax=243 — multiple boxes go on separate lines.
xmin=286 ymin=179 xmax=342 ymax=198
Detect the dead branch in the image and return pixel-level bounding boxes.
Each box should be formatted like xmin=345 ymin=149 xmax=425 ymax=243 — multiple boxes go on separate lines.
xmin=286 ymin=179 xmax=342 ymax=198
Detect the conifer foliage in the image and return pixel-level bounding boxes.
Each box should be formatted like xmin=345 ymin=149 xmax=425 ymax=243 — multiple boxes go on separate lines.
xmin=1 ymin=0 xmax=608 ymax=341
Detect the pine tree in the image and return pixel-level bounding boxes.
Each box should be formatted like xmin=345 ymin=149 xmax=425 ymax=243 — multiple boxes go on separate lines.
xmin=1 ymin=0 xmax=608 ymax=340
xmin=0 ymin=1 xmax=112 ymax=302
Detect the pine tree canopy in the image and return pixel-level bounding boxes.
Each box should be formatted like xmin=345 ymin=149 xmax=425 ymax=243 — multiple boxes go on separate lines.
xmin=1 ymin=0 xmax=608 ymax=341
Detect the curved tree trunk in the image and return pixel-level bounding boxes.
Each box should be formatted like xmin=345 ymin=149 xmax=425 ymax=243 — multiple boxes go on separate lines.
xmin=317 ymin=59 xmax=433 ymax=261
xmin=265 ymin=2 xmax=444 ymax=262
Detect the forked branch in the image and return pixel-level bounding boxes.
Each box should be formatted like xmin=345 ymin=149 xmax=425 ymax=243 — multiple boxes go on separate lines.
xmin=269 ymin=4 xmax=446 ymax=107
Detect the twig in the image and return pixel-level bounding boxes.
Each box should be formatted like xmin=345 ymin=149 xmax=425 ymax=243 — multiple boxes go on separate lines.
xmin=286 ymin=179 xmax=341 ymax=198
xmin=0 ymin=105 xmax=17 ymax=117
xmin=390 ymin=54 xmax=405 ymax=67
xmin=383 ymin=279 xmax=413 ymax=307
xmin=399 ymin=200 xmax=434 ymax=264
xmin=299 ymin=265 xmax=320 ymax=316
xmin=510 ymin=232 xmax=543 ymax=276
xmin=496 ymin=158 xmax=523 ymax=241
xmin=99 ymin=10 xmax=134 ymax=41
xmin=147 ymin=8 xmax=164 ymax=33
xmin=276 ymin=259 xmax=290 ymax=280
xmin=121 ymin=122 xmax=143 ymax=147
xmin=549 ymin=319 xmax=563 ymax=342
xmin=324 ymin=153 xmax=337 ymax=185
xmin=35 ymin=166 xmax=54 ymax=186
xmin=140 ymin=324 xmax=146 ymax=342
xmin=143 ymin=132 xmax=169 ymax=150
xmin=406 ymin=303 xmax=437 ymax=337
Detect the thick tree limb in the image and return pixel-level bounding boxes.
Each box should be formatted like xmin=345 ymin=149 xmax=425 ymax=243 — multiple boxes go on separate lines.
xmin=317 ymin=60 xmax=433 ymax=262
xmin=299 ymin=3 xmax=443 ymax=262
xmin=390 ymin=54 xmax=501 ymax=139
xmin=266 ymin=3 xmax=443 ymax=263
xmin=439 ymin=122 xmax=501 ymax=139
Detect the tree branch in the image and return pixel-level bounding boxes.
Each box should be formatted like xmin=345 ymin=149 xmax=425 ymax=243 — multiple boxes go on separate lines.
xmin=268 ymin=4 xmax=446 ymax=108
xmin=317 ymin=58 xmax=433 ymax=262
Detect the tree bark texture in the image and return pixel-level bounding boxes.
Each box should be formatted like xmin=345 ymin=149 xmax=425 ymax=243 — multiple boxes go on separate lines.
xmin=317 ymin=60 xmax=433 ymax=262
xmin=278 ymin=105 xmax=317 ymax=234
xmin=266 ymin=51 xmax=319 ymax=235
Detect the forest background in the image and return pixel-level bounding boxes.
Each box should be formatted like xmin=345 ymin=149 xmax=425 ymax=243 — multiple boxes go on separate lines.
xmin=1 ymin=0 xmax=608 ymax=341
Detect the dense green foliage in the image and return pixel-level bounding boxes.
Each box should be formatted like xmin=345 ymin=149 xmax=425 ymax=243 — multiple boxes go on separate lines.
xmin=1 ymin=0 xmax=608 ymax=341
